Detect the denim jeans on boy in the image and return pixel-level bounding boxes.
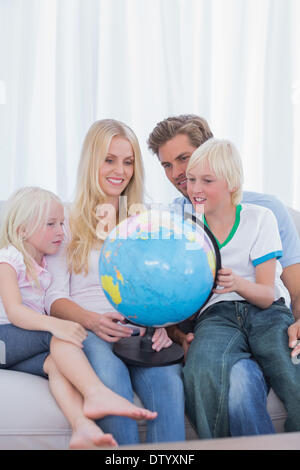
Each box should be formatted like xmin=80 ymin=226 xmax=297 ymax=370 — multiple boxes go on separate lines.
xmin=0 ymin=323 xmax=51 ymax=377
xmin=183 ymin=299 xmax=300 ymax=439
xmin=83 ymin=331 xmax=185 ymax=445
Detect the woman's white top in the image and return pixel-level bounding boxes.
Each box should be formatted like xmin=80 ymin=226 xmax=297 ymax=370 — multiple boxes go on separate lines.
xmin=44 ymin=225 xmax=116 ymax=316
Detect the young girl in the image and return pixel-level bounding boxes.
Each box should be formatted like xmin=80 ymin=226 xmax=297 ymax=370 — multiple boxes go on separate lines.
xmin=45 ymin=119 xmax=186 ymax=445
xmin=183 ymin=138 xmax=300 ymax=439
xmin=0 ymin=187 xmax=157 ymax=449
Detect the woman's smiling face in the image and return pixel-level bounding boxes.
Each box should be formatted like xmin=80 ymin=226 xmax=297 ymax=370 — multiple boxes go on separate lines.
xmin=98 ymin=136 xmax=135 ymax=201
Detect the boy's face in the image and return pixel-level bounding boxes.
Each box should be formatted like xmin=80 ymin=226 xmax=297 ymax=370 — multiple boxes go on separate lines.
xmin=187 ymin=161 xmax=233 ymax=215
xmin=158 ymin=134 xmax=197 ymax=197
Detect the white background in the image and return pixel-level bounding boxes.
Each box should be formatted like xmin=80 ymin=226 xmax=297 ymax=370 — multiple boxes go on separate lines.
xmin=0 ymin=0 xmax=299 ymax=208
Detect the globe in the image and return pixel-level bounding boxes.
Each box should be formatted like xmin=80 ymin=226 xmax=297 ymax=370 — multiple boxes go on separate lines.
xmin=99 ymin=209 xmax=220 ymax=328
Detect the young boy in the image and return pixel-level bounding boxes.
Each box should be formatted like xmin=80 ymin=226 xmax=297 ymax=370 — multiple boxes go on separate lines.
xmin=183 ymin=138 xmax=300 ymax=438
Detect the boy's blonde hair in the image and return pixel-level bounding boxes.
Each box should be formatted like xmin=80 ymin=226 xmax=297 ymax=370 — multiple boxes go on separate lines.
xmin=68 ymin=119 xmax=144 ymax=275
xmin=0 ymin=187 xmax=62 ymax=284
xmin=187 ymin=138 xmax=244 ymax=206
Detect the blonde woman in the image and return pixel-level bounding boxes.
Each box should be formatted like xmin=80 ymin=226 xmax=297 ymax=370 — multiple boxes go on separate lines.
xmin=45 ymin=120 xmax=185 ymax=445
xmin=0 ymin=187 xmax=157 ymax=450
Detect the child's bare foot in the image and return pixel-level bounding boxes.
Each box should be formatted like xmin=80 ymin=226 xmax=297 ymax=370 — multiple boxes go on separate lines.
xmin=83 ymin=385 xmax=158 ymax=421
xmin=69 ymin=416 xmax=117 ymax=449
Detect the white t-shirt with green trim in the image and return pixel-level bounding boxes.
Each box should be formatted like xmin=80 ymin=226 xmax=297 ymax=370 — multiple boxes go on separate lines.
xmin=201 ymin=203 xmax=290 ymax=314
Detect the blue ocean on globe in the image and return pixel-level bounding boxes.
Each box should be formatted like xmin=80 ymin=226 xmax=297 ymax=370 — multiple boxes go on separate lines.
xmin=99 ymin=209 xmax=217 ymax=327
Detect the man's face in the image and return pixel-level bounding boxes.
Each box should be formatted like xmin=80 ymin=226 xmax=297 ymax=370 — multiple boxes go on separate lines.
xmin=158 ymin=134 xmax=197 ymax=197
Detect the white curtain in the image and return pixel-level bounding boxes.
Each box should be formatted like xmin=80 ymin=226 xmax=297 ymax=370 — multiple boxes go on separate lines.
xmin=1 ymin=0 xmax=299 ymax=208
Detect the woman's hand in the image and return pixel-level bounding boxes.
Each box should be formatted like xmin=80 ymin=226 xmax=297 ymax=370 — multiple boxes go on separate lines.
xmin=151 ymin=327 xmax=173 ymax=352
xmin=49 ymin=317 xmax=88 ymax=348
xmin=88 ymin=311 xmax=135 ymax=342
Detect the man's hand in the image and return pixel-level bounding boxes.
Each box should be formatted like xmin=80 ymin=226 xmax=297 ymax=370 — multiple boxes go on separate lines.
xmin=288 ymin=319 xmax=300 ymax=357
xmin=182 ymin=332 xmax=194 ymax=362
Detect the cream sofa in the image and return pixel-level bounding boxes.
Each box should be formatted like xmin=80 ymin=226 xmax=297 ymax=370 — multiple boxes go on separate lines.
xmin=0 ymin=203 xmax=299 ymax=449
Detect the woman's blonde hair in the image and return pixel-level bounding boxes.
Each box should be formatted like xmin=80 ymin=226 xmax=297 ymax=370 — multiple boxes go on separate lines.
xmin=68 ymin=119 xmax=144 ymax=274
xmin=0 ymin=186 xmax=62 ymax=284
xmin=187 ymin=138 xmax=244 ymax=206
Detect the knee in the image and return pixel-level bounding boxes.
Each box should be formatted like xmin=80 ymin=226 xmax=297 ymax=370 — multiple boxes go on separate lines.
xmin=157 ymin=365 xmax=184 ymax=396
xmin=229 ymin=359 xmax=268 ymax=407
xmin=183 ymin=355 xmax=215 ymax=389
xmin=43 ymin=354 xmax=57 ymax=377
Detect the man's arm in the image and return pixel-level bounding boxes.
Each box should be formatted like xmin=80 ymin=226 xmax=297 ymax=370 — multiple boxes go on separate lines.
xmin=281 ymin=264 xmax=300 ymax=320
xmin=166 ymin=325 xmax=194 ymax=361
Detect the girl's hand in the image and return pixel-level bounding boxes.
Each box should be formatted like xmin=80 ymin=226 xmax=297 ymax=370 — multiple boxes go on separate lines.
xmin=49 ymin=318 xmax=88 ymax=348
xmin=151 ymin=328 xmax=173 ymax=352
xmin=89 ymin=311 xmax=135 ymax=343
xmin=213 ymin=267 xmax=241 ymax=294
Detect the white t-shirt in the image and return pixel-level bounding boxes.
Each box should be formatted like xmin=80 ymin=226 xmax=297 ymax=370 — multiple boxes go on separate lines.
xmin=200 ymin=203 xmax=290 ymax=314
xmin=0 ymin=245 xmax=51 ymax=325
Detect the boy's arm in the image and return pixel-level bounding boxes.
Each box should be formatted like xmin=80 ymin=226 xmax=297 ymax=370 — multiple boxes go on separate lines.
xmin=215 ymin=259 xmax=276 ymax=309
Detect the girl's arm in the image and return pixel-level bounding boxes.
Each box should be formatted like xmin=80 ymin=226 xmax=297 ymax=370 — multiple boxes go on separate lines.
xmin=0 ymin=264 xmax=87 ymax=347
xmin=214 ymin=258 xmax=276 ymax=309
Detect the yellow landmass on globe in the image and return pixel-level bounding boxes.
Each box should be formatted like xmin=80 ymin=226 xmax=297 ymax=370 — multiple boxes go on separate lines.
xmin=207 ymin=250 xmax=216 ymax=277
xmin=101 ymin=275 xmax=122 ymax=305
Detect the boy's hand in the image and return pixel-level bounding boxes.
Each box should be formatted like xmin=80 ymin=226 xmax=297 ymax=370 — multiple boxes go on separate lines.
xmin=50 ymin=318 xmax=88 ymax=348
xmin=213 ymin=267 xmax=241 ymax=294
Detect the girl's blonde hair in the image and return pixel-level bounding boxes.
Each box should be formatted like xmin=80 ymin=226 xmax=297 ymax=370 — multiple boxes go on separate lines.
xmin=187 ymin=138 xmax=244 ymax=206
xmin=0 ymin=187 xmax=62 ymax=284
xmin=68 ymin=119 xmax=144 ymax=274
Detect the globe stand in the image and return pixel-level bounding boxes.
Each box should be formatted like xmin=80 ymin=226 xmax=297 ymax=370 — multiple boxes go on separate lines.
xmin=113 ymin=326 xmax=184 ymax=367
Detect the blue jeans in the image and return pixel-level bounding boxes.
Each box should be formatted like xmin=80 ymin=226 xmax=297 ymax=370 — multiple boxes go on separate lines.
xmin=228 ymin=359 xmax=275 ymax=436
xmin=83 ymin=331 xmax=185 ymax=445
xmin=0 ymin=323 xmax=51 ymax=377
xmin=183 ymin=299 xmax=300 ymax=438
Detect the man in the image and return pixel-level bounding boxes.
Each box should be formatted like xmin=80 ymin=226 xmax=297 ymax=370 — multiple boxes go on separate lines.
xmin=147 ymin=114 xmax=300 ymax=437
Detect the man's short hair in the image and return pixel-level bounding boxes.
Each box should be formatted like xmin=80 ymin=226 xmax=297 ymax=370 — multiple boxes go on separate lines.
xmin=147 ymin=114 xmax=214 ymax=156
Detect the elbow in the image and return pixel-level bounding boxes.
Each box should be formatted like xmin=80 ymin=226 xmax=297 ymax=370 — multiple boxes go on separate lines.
xmin=260 ymin=287 xmax=275 ymax=309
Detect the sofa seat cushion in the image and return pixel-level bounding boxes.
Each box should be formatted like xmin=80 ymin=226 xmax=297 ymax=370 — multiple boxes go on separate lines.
xmin=0 ymin=370 xmax=71 ymax=449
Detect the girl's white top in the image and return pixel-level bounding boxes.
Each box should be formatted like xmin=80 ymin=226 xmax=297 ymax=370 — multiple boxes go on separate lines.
xmin=0 ymin=245 xmax=51 ymax=325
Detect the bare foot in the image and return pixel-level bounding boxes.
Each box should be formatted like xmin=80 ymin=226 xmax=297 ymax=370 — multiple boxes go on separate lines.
xmin=83 ymin=385 xmax=158 ymax=421
xmin=69 ymin=416 xmax=117 ymax=449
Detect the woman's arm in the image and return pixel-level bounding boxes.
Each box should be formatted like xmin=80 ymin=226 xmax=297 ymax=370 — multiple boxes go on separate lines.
xmin=214 ymin=258 xmax=276 ymax=309
xmin=50 ymin=297 xmax=134 ymax=342
xmin=0 ymin=264 xmax=87 ymax=347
